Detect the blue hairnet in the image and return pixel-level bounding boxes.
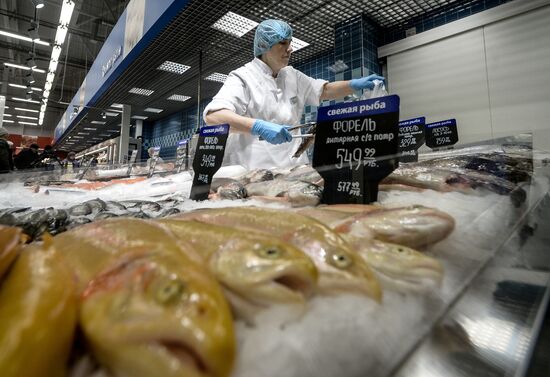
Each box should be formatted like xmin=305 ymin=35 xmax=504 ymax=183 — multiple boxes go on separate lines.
xmin=254 ymin=19 xmax=293 ymax=57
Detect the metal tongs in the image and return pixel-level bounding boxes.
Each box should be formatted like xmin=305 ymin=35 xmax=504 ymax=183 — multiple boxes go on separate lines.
xmin=288 ymin=122 xmax=316 ymax=138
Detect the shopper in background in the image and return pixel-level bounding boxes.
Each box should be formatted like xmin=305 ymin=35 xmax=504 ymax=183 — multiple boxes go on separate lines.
xmin=90 ymin=155 xmax=99 ymax=167
xmin=33 ymin=145 xmax=61 ymax=170
xmin=146 ymin=147 xmax=163 ymax=167
xmin=61 ymin=151 xmax=81 ymax=169
xmin=203 ymin=19 xmax=385 ymax=169
xmin=14 ymin=143 xmax=39 ymax=170
xmin=0 ymin=127 xmax=14 ymax=174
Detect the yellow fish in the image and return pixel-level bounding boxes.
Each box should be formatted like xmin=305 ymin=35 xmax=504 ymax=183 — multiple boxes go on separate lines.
xmin=80 ymin=250 xmax=235 ymax=377
xmin=0 ymin=225 xmax=26 ymax=280
xmin=156 ymin=219 xmax=318 ymax=309
xmin=173 ymin=207 xmax=381 ymax=302
xmin=0 ymin=236 xmax=77 ymax=377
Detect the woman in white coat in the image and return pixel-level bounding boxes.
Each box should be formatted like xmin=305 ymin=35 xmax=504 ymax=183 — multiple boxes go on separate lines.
xmin=203 ymin=19 xmax=384 ymax=169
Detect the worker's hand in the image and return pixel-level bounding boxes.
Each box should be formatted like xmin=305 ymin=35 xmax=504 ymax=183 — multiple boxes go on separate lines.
xmin=350 ymin=74 xmax=385 ymax=91
xmin=251 ymin=119 xmax=292 ymax=144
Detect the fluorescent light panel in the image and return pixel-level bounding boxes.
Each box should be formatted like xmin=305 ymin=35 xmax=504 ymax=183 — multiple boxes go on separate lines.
xmin=2 ymin=119 xmax=14 ymax=123
xmin=83 ymin=127 xmax=97 ymax=131
xmin=3 ymin=62 xmax=46 ymax=73
xmin=8 ymin=83 xmax=42 ymax=91
xmin=15 ymin=107 xmax=39 ymax=113
xmin=17 ymin=115 xmax=38 ymax=120
xmin=3 ymin=114 xmax=12 ymax=117
xmin=129 ymin=87 xmax=154 ymax=96
xmin=131 ymin=115 xmax=148 ymax=120
xmin=105 ymin=112 xmax=119 ymax=117
xmin=12 ymin=97 xmax=40 ymax=104
xmin=144 ymin=107 xmax=163 ymax=113
xmin=59 ymin=1 xmax=75 ymax=26
xmin=0 ymin=29 xmax=50 ymax=46
xmin=204 ymin=72 xmax=228 ymax=83
xmin=167 ymin=94 xmax=191 ymax=102
xmin=91 ymin=121 xmax=106 ymax=124
xmin=19 ymin=121 xmax=38 ymax=125
xmin=157 ymin=61 xmax=191 ymax=74
xmin=110 ymin=103 xmax=123 ymax=108
xmin=291 ymin=37 xmax=310 ymax=52
xmin=211 ymin=12 xmax=258 ymax=37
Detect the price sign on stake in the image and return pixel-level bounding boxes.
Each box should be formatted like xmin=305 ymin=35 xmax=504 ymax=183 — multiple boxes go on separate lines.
xmin=175 ymin=139 xmax=189 ymax=173
xmin=425 ymin=119 xmax=458 ymax=149
xmin=398 ymin=117 xmax=425 ymax=163
xmin=312 ymin=95 xmax=400 ymax=204
xmin=190 ymin=124 xmax=229 ymax=201
xmin=147 ymin=146 xmax=161 ymax=178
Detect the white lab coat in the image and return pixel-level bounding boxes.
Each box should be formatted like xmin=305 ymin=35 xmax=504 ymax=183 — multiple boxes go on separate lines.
xmin=203 ymin=58 xmax=327 ymax=169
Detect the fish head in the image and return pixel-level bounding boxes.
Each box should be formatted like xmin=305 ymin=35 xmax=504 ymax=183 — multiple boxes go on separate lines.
xmin=355 ymin=238 xmax=444 ymax=291
xmin=81 ymin=252 xmax=235 ymax=377
xmin=292 ymin=227 xmax=382 ymax=302
xmin=208 ymin=235 xmax=318 ymax=306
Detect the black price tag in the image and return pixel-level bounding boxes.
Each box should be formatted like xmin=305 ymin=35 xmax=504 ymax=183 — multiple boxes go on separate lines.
xmin=312 ymin=95 xmax=400 ymax=204
xmin=190 ymin=124 xmax=229 ymax=201
xmin=175 ymin=139 xmax=189 ymax=173
xmin=425 ymin=119 xmax=459 ymax=149
xmin=398 ymin=117 xmax=425 ymax=163
xmin=147 ymin=146 xmax=161 ymax=178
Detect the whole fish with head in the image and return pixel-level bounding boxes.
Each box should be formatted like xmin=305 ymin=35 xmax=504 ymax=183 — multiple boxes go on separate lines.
xmin=284 ymin=164 xmax=324 ymax=185
xmin=342 ymin=237 xmax=443 ymax=292
xmin=382 ymin=165 xmax=521 ymax=197
xmin=236 ymin=169 xmax=274 ymax=184
xmin=80 ymin=250 xmax=235 ymax=377
xmin=0 ymin=225 xmax=26 ymax=280
xmin=292 ymin=123 xmax=316 ymax=159
xmin=174 ymin=207 xmax=381 ymax=302
xmin=244 ymin=179 xmax=323 ymax=207
xmin=330 ymin=205 xmax=455 ymax=249
xmin=0 ymin=237 xmax=77 ymax=377
xmin=156 ymin=219 xmax=318 ymax=318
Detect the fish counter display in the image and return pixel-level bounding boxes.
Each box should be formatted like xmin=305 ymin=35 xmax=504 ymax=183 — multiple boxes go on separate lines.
xmin=0 ymin=141 xmax=549 ymax=377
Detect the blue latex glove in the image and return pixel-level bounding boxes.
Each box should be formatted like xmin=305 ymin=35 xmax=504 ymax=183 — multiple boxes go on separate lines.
xmin=251 ymin=119 xmax=292 ymax=144
xmin=350 ymin=74 xmax=385 ymax=91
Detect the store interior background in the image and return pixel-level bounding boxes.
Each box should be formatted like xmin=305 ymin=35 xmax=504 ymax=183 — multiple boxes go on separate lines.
xmin=1 ymin=0 xmax=549 ymax=160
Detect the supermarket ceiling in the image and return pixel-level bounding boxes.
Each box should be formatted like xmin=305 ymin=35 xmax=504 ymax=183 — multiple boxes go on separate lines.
xmin=1 ymin=0 xmax=473 ymax=150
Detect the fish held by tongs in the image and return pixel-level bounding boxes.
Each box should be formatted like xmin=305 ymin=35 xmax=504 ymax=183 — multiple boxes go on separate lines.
xmin=291 ymin=122 xmax=317 ymax=158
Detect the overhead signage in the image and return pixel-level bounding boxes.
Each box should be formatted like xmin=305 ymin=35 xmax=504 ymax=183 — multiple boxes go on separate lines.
xmin=312 ymin=95 xmax=400 ymax=204
xmin=190 ymin=125 xmax=229 ymax=201
xmin=398 ymin=117 xmax=425 ymax=163
xmin=101 ymin=45 xmax=123 ymax=77
xmin=425 ymin=119 xmax=458 ymax=149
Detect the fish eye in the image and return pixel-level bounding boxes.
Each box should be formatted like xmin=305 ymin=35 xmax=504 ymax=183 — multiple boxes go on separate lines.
xmin=155 ymin=279 xmax=185 ymax=305
xmin=397 ymin=247 xmax=405 ymax=253
xmin=331 ymin=253 xmax=352 ymax=268
xmin=258 ymin=247 xmax=281 ymax=259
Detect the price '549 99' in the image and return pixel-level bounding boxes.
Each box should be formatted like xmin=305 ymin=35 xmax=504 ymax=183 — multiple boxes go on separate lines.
xmin=335 ymin=148 xmax=377 ymax=170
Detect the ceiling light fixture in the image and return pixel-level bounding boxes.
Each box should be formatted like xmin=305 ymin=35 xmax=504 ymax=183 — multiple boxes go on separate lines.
xmin=0 ymin=29 xmax=50 ymax=46
xmin=3 ymin=62 xmax=46 ymax=73
xmin=101 ymin=112 xmax=106 ymax=119
xmin=27 ymin=21 xmax=40 ymax=41
xmin=290 ymin=37 xmax=310 ymax=52
xmin=30 ymin=0 xmax=45 ymax=9
xmin=39 ymin=0 xmax=74 ymax=126
xmin=110 ymin=103 xmax=123 ymax=108
xmin=211 ymin=12 xmax=258 ymax=37
xmin=3 ymin=114 xmax=12 ymax=117
xmin=128 ymin=87 xmax=154 ymax=96
xmin=17 ymin=115 xmax=39 ymax=120
xmin=19 ymin=121 xmax=38 ymax=125
xmin=204 ymin=72 xmax=228 ymax=83
xmin=2 ymin=119 xmax=14 ymax=123
xmin=25 ymin=72 xmax=36 ymax=84
xmin=157 ymin=61 xmax=191 ymax=74
xmin=131 ymin=115 xmax=148 ymax=120
xmin=13 ymin=97 xmax=40 ymax=104
xmin=92 ymin=121 xmax=106 ymax=125
xmin=167 ymin=94 xmax=191 ymax=102
xmin=15 ymin=107 xmax=39 ymax=113
xmin=144 ymin=108 xmax=163 ymax=113
xmin=9 ymin=83 xmax=42 ymax=91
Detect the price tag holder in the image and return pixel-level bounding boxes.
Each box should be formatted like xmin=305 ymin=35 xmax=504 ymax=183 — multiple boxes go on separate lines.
xmin=312 ymin=95 xmax=400 ymax=204
xmin=126 ymin=149 xmax=138 ymax=176
xmin=398 ymin=117 xmax=425 ymax=163
xmin=425 ymin=119 xmax=458 ymax=149
xmin=147 ymin=146 xmax=161 ymax=178
xmin=190 ymin=124 xmax=229 ymax=201
xmin=175 ymin=139 xmax=189 ymax=173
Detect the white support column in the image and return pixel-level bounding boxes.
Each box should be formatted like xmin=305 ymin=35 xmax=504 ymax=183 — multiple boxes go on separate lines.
xmin=135 ymin=119 xmax=143 ymax=138
xmin=119 ymin=104 xmax=131 ymax=163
